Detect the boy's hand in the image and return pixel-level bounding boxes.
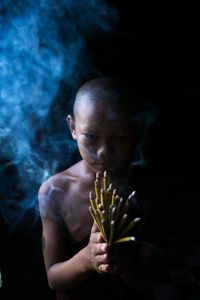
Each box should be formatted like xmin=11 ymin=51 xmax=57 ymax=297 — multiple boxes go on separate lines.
xmin=88 ymin=222 xmax=110 ymax=273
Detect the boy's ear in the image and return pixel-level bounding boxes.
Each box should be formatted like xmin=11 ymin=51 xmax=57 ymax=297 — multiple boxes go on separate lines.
xmin=66 ymin=115 xmax=76 ymax=140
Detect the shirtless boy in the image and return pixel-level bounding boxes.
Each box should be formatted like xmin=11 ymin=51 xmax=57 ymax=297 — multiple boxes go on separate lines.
xmin=38 ymin=77 xmax=159 ymax=300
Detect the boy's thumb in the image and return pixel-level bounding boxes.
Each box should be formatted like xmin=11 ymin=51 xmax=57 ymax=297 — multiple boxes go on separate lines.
xmin=91 ymin=221 xmax=99 ymax=233
xmin=91 ymin=222 xmax=105 ymax=242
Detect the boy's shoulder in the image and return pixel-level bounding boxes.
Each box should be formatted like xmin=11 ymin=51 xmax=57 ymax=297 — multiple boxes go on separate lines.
xmin=38 ymin=161 xmax=85 ymax=217
xmin=38 ymin=160 xmax=84 ymax=198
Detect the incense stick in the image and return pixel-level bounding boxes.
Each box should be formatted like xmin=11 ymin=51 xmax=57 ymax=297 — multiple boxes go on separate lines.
xmin=89 ymin=171 xmax=140 ymax=245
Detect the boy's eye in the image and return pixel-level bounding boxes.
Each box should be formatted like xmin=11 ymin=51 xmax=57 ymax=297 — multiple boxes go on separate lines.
xmin=84 ymin=133 xmax=98 ymax=140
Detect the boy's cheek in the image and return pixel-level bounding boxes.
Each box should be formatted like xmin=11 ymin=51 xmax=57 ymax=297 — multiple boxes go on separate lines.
xmin=78 ymin=141 xmax=96 ymax=154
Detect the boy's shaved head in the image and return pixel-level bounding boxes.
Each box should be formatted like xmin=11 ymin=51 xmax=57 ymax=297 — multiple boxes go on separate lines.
xmin=71 ymin=76 xmax=155 ymax=131
xmin=73 ymin=77 xmax=119 ymax=119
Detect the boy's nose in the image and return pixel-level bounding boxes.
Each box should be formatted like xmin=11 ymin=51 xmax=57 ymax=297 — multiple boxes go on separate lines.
xmin=97 ymin=142 xmax=112 ymax=162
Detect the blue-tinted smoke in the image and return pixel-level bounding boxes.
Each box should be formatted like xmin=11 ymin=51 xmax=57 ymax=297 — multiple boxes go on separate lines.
xmin=0 ymin=0 xmax=118 ymax=230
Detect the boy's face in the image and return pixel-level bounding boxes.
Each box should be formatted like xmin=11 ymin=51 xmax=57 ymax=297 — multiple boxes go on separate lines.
xmin=68 ymin=94 xmax=139 ymax=174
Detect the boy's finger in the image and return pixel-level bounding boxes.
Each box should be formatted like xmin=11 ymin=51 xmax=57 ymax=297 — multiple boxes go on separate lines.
xmin=97 ymin=233 xmax=104 ymax=243
xmin=98 ymin=264 xmax=109 ymax=273
xmin=97 ymin=253 xmax=109 ymax=264
xmin=95 ymin=243 xmax=109 ymax=255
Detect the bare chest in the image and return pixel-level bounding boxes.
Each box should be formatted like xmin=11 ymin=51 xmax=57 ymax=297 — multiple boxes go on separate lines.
xmin=59 ymin=184 xmax=94 ymax=243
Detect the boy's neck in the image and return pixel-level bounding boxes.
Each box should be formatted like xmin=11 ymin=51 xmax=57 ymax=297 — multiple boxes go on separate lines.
xmin=80 ymin=160 xmax=97 ymax=180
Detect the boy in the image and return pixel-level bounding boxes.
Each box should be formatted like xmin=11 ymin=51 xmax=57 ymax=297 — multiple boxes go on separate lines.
xmin=38 ymin=77 xmax=159 ymax=300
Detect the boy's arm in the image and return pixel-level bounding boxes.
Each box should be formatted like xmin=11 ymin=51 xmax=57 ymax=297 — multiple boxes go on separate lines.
xmin=38 ymin=184 xmax=109 ymax=291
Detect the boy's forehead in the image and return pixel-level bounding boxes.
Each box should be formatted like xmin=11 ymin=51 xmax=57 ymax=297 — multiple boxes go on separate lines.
xmin=74 ymin=91 xmax=118 ymax=119
xmin=75 ymin=96 xmax=137 ymax=131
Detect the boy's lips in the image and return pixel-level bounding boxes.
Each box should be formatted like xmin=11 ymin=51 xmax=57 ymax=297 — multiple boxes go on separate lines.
xmin=95 ymin=162 xmax=107 ymax=170
xmin=95 ymin=162 xmax=116 ymax=172
xmin=96 ymin=163 xmax=106 ymax=168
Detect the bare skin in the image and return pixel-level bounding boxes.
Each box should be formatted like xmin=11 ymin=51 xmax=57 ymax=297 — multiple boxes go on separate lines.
xmin=38 ymin=79 xmax=160 ymax=297
xmin=39 ymin=161 xmax=110 ymax=292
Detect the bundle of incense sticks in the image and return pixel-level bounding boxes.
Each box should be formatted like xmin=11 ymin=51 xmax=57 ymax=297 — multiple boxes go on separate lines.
xmin=89 ymin=171 xmax=141 ymax=246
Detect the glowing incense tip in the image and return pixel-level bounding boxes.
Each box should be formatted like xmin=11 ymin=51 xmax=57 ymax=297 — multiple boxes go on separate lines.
xmin=134 ymin=217 xmax=141 ymax=222
xmin=96 ymin=172 xmax=101 ymax=180
xmin=113 ymin=236 xmax=136 ymax=244
xmin=131 ymin=190 xmax=136 ymax=197
xmin=128 ymin=190 xmax=136 ymax=199
xmin=103 ymin=171 xmax=107 ymax=191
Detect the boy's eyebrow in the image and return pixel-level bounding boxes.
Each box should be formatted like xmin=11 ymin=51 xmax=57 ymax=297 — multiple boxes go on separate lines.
xmin=81 ymin=129 xmax=99 ymax=134
xmin=80 ymin=124 xmax=101 ymax=132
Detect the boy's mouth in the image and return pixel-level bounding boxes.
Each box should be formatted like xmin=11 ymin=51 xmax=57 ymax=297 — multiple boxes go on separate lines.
xmin=95 ymin=162 xmax=106 ymax=170
xmin=94 ymin=161 xmax=108 ymax=171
